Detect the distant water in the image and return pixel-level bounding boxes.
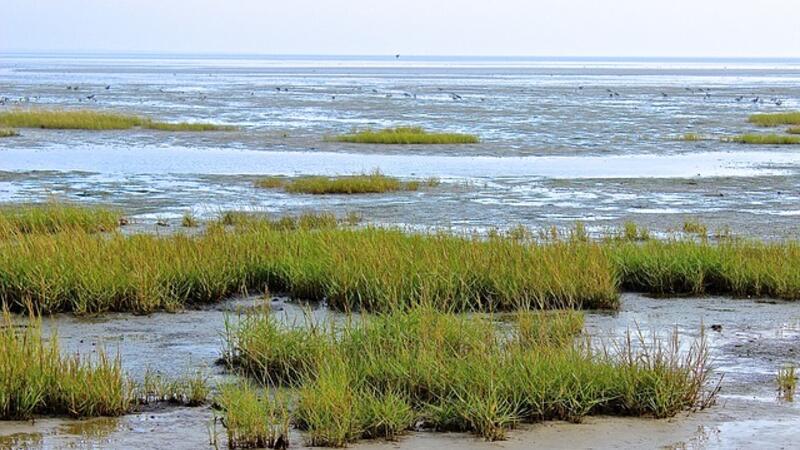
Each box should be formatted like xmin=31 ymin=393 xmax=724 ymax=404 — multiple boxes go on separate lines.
xmin=0 ymin=54 xmax=799 ymax=237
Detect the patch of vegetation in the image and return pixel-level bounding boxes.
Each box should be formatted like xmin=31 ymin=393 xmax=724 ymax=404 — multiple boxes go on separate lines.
xmin=0 ymin=202 xmax=120 ymax=237
xmin=724 ymin=134 xmax=800 ymax=145
xmin=1 ymin=207 xmax=799 ymax=315
xmin=137 ymin=369 xmax=210 ymax=406
xmin=330 ymin=127 xmax=479 ymax=144
xmin=0 ymin=109 xmax=233 ymax=131
xmin=221 ymin=307 xmax=714 ymax=445
xmin=777 ymin=365 xmax=796 ymax=401
xmin=0 ymin=311 xmax=133 ymax=419
xmin=214 ymin=383 xmax=290 ymax=449
xmin=0 ymin=128 xmax=18 ymax=137
xmin=144 ymin=122 xmax=235 ymax=132
xmin=256 ymin=171 xmax=429 ymax=195
xmin=787 ymin=126 xmax=800 ymax=135
xmin=620 ymin=221 xmax=651 ymax=241
xmin=748 ymin=112 xmax=800 ymax=127
xmin=181 ymin=212 xmax=199 ymax=228
xmin=677 ymin=133 xmax=705 ymax=141
xmin=681 ymin=220 xmax=708 ymax=236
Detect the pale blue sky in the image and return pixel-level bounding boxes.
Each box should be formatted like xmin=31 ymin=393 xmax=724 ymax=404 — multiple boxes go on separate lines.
xmin=3 ymin=0 xmax=799 ymax=57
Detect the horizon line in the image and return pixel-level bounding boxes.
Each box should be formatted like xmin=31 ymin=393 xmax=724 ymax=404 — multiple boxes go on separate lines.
xmin=1 ymin=50 xmax=800 ymax=61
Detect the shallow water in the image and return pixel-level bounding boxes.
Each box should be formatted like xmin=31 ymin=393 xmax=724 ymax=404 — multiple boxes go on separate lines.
xmin=2 ymin=54 xmax=800 ymax=237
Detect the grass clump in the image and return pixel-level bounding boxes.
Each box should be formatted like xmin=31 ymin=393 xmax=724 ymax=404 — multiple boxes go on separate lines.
xmin=0 ymin=109 xmax=233 ymax=131
xmin=677 ymin=133 xmax=704 ymax=141
xmin=215 ymin=383 xmax=290 ymax=449
xmin=0 ymin=311 xmax=133 ymax=419
xmin=0 ymin=202 xmax=120 ymax=237
xmin=725 ymin=134 xmax=800 ymax=145
xmin=787 ymin=126 xmax=800 ymax=134
xmin=181 ymin=212 xmax=199 ymax=228
xmin=777 ymin=365 xmax=797 ymax=401
xmin=681 ymin=220 xmax=708 ymax=236
xmin=330 ymin=127 xmax=479 ymax=144
xmin=138 ymin=369 xmax=210 ymax=406
xmin=224 ymin=307 xmax=714 ymax=444
xmin=748 ymin=112 xmax=800 ymax=127
xmin=0 ymin=128 xmax=18 ymax=137
xmin=256 ymin=170 xmax=429 ymax=195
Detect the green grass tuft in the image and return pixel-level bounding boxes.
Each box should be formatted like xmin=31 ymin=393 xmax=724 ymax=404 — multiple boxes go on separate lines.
xmin=330 ymin=127 xmax=479 ymax=144
xmin=777 ymin=365 xmax=797 ymax=401
xmin=224 ymin=307 xmax=714 ymax=444
xmin=0 ymin=128 xmax=19 ymax=137
xmin=214 ymin=383 xmax=290 ymax=449
xmin=725 ymin=134 xmax=800 ymax=145
xmin=787 ymin=126 xmax=800 ymax=135
xmin=748 ymin=112 xmax=800 ymax=127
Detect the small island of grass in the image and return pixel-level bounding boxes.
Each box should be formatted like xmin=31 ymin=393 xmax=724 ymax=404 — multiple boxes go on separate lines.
xmin=255 ymin=171 xmax=440 ymax=195
xmin=0 ymin=109 xmax=235 ymax=132
xmin=329 ymin=126 xmax=479 ymax=144
xmin=748 ymin=112 xmax=800 ymax=127
xmin=788 ymin=126 xmax=800 ymax=135
xmin=724 ymin=134 xmax=800 ymax=145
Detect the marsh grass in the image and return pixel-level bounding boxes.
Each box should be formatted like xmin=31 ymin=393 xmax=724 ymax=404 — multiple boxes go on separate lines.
xmin=0 ymin=310 xmax=133 ymax=419
xmin=215 ymin=382 xmax=290 ymax=449
xmin=0 ymin=202 xmax=120 ymax=237
xmin=0 ymin=128 xmax=18 ymax=137
xmin=0 ymin=109 xmax=233 ymax=131
xmin=748 ymin=112 xmax=800 ymax=127
xmin=777 ymin=366 xmax=796 ymax=401
xmin=681 ymin=220 xmax=708 ymax=236
xmin=138 ymin=369 xmax=210 ymax=406
xmin=256 ymin=171 xmax=429 ymax=195
xmin=724 ymin=134 xmax=800 ymax=145
xmin=182 ymin=212 xmax=199 ymax=228
xmin=223 ymin=307 xmax=714 ymax=445
xmin=677 ymin=133 xmax=705 ymax=141
xmin=787 ymin=126 xmax=800 ymax=135
xmin=330 ymin=127 xmax=479 ymax=144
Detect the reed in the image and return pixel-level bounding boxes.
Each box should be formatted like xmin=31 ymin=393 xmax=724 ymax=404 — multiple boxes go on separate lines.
xmin=330 ymin=127 xmax=479 ymax=144
xmin=223 ymin=307 xmax=714 ymax=445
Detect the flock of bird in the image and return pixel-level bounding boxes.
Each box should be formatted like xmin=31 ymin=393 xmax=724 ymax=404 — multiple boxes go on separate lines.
xmin=0 ymin=83 xmax=790 ymax=107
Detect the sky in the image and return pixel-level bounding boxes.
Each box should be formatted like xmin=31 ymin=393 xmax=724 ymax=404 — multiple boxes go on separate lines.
xmin=3 ymin=0 xmax=800 ymax=57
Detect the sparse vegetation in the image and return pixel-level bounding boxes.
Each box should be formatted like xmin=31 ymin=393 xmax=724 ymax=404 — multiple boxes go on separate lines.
xmin=677 ymin=133 xmax=704 ymax=141
xmin=181 ymin=212 xmax=199 ymax=228
xmin=681 ymin=220 xmax=708 ymax=236
xmin=725 ymin=134 xmax=800 ymax=145
xmin=223 ymin=307 xmax=714 ymax=445
xmin=777 ymin=365 xmax=797 ymax=401
xmin=0 ymin=128 xmax=18 ymax=137
xmin=748 ymin=112 xmax=800 ymax=127
xmin=256 ymin=170 xmax=430 ymax=195
xmin=330 ymin=127 xmax=479 ymax=144
xmin=787 ymin=126 xmax=800 ymax=134
xmin=0 ymin=109 xmax=233 ymax=131
xmin=138 ymin=369 xmax=210 ymax=406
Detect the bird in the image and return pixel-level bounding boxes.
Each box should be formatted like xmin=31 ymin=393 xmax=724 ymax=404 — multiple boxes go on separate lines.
xmin=105 ymin=85 xmax=111 ymax=90
xmin=86 ymin=94 xmax=95 ymax=100
xmin=395 ymin=54 xmax=400 ymax=59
